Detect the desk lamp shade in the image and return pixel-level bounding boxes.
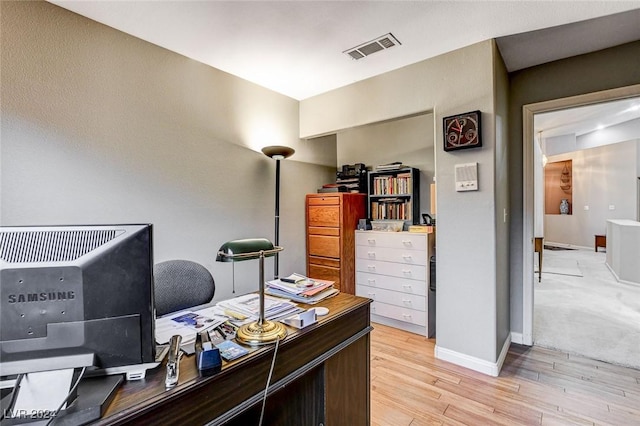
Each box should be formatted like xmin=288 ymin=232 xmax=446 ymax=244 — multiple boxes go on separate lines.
xmin=261 ymin=146 xmax=294 ymax=279
xmin=216 ymin=238 xmax=287 ymax=345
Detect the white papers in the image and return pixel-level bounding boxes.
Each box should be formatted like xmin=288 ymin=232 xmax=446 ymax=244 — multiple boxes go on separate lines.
xmin=217 ymin=294 xmax=301 ymax=321
xmin=155 ymin=307 xmax=227 ymax=345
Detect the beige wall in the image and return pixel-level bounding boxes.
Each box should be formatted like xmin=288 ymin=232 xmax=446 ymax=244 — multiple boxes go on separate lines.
xmin=336 ymin=113 xmax=435 ymax=215
xmin=301 ymin=40 xmax=509 ymax=369
xmin=0 ymin=1 xmax=336 ymax=301
xmin=545 ymin=140 xmax=639 ymax=247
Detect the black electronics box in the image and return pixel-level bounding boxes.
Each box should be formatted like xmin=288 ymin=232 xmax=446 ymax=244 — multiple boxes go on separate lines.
xmin=337 ymin=163 xmax=366 ymax=179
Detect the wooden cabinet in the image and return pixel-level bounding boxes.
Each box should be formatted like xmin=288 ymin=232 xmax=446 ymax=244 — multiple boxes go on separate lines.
xmin=355 ymin=230 xmax=435 ymax=337
xmin=306 ymin=193 xmax=366 ymax=295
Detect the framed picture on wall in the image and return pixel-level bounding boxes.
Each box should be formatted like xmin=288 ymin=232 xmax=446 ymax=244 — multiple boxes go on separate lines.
xmin=443 ymin=110 xmax=482 ymax=151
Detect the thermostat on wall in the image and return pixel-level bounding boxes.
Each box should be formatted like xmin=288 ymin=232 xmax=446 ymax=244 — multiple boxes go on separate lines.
xmin=455 ymin=162 xmax=478 ymax=192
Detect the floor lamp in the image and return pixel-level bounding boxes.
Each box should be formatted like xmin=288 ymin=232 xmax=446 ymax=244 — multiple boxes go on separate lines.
xmin=261 ymin=145 xmax=295 ymax=279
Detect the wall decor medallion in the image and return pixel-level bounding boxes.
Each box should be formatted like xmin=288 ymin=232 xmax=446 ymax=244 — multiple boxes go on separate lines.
xmin=443 ymin=110 xmax=482 ymax=152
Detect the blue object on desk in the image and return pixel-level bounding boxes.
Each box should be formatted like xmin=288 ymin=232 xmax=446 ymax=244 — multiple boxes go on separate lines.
xmin=196 ymin=331 xmax=222 ymax=376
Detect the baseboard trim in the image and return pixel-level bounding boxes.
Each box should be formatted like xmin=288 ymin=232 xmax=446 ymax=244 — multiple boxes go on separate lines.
xmin=435 ymin=335 xmax=511 ymax=377
xmin=511 ymin=332 xmax=524 ymax=345
xmin=605 ymin=262 xmax=640 ymax=287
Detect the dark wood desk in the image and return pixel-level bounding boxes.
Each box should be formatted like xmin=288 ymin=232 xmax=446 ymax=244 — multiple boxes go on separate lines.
xmin=96 ymin=293 xmax=372 ymax=425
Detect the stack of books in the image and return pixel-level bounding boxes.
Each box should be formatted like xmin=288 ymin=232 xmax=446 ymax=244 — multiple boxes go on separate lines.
xmin=266 ymin=273 xmax=339 ymax=304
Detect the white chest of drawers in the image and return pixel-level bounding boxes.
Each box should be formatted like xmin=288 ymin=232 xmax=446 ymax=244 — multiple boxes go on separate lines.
xmin=355 ymin=230 xmax=435 ymax=337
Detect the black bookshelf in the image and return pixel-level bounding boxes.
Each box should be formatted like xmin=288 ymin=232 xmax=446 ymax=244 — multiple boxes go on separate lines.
xmin=367 ymin=167 xmax=420 ymax=224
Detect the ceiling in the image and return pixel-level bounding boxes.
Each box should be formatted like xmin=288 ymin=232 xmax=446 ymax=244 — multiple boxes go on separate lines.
xmin=50 ymin=1 xmax=640 ymax=101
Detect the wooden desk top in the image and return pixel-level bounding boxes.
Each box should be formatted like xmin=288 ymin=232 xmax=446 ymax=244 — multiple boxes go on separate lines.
xmin=96 ymin=293 xmax=371 ymax=425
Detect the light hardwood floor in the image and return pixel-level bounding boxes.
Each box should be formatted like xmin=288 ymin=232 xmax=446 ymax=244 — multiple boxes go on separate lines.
xmin=370 ymin=323 xmax=640 ymax=425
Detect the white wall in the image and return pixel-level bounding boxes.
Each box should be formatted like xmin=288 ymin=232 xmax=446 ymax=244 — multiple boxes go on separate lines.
xmin=544 ymin=140 xmax=639 ymax=247
xmin=0 ymin=1 xmax=336 ymax=302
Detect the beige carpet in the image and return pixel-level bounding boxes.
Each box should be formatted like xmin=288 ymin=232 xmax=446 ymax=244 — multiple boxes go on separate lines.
xmin=534 ymin=248 xmax=640 ymax=370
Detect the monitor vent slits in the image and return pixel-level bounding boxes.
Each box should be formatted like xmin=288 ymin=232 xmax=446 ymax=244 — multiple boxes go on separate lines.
xmin=0 ymin=230 xmax=122 ymax=263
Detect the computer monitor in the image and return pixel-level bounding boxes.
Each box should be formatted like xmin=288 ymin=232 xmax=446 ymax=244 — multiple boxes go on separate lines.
xmin=0 ymin=224 xmax=157 ymax=380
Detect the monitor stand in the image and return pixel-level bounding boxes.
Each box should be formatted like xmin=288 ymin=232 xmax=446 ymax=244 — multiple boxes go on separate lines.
xmin=1 ymin=372 xmax=122 ymax=426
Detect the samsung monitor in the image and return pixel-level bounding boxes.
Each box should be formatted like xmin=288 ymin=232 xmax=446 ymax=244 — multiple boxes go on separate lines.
xmin=0 ymin=224 xmax=157 ymax=381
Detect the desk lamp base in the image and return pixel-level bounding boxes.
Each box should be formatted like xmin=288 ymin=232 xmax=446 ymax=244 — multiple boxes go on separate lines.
xmin=236 ymin=319 xmax=287 ymax=346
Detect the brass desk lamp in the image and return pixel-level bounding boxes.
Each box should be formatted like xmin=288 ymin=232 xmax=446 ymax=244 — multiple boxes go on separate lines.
xmin=216 ymin=238 xmax=287 ymax=345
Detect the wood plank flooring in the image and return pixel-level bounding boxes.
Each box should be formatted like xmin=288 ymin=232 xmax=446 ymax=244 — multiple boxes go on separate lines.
xmin=370 ymin=323 xmax=640 ymax=425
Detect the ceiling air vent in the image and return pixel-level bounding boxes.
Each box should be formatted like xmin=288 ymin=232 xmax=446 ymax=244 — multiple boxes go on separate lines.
xmin=344 ymin=33 xmax=401 ymax=60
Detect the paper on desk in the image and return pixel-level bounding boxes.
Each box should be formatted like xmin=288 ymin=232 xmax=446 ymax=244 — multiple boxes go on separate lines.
xmin=155 ymin=307 xmax=227 ymax=345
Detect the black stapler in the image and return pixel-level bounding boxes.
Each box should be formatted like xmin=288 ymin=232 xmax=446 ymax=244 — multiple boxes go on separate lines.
xmin=195 ymin=330 xmax=222 ymax=376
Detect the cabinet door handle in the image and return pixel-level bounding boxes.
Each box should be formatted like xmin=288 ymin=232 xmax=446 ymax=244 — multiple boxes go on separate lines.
xmin=367 ymin=252 xmax=376 ymax=258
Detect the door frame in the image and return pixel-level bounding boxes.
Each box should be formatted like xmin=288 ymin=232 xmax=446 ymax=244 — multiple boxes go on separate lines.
xmin=521 ymin=83 xmax=640 ymax=345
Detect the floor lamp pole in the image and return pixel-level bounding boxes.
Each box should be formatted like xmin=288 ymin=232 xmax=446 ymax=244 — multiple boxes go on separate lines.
xmin=274 ymin=158 xmax=281 ymax=279
xmin=261 ymin=145 xmax=295 ymax=280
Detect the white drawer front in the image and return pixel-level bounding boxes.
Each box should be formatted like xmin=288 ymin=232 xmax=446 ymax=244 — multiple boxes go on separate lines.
xmin=356 ymin=258 xmax=426 ymax=281
xmin=370 ymin=301 xmax=426 ymax=326
xmin=357 ymin=284 xmax=426 ymax=311
xmin=357 ymin=246 xmax=426 ymax=265
xmin=356 ymin=231 xmax=426 ymax=251
xmin=356 ymin=271 xmax=426 ymax=296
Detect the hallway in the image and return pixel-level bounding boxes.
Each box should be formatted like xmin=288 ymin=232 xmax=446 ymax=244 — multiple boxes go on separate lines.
xmin=534 ymin=246 xmax=640 ymax=369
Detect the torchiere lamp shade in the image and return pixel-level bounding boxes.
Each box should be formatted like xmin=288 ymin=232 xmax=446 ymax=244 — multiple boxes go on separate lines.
xmin=261 ymin=146 xmax=295 ymax=160
xmin=216 ymin=238 xmax=287 ymax=345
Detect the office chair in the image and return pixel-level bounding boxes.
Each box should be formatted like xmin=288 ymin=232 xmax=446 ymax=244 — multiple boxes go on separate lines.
xmin=154 ymin=260 xmax=215 ymax=317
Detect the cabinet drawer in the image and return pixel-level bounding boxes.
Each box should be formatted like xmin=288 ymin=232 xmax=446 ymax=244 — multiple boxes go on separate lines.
xmin=308 ymin=206 xmax=340 ymax=227
xmin=356 ymin=271 xmax=426 ymax=296
xmin=307 ymin=195 xmax=340 ymax=206
xmin=308 ymin=264 xmax=340 ymax=285
xmin=308 ymin=256 xmax=340 ymax=268
xmin=356 ymin=258 xmax=426 ymax=281
xmin=308 ymin=235 xmax=340 ymax=258
xmin=308 ymin=227 xmax=339 ymax=237
xmin=370 ymin=301 xmax=426 ymax=327
xmin=356 ymin=246 xmax=426 ymax=265
xmin=356 ymin=284 xmax=426 ymax=311
xmin=356 ymin=231 xmax=426 ymax=251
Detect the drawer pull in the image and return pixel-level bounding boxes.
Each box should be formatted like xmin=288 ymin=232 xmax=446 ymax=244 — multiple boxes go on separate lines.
xmin=367 ymin=292 xmax=376 ymax=297
xmin=367 ymin=279 xmax=376 ymax=284
xmin=402 ymin=240 xmax=413 ymax=246
xmin=402 ymin=314 xmax=412 ymax=319
xmin=402 ymin=299 xmax=412 ymax=305
xmin=402 ymin=255 xmax=413 ymax=260
xmin=402 ymin=284 xmax=412 ymax=291
xmin=367 ymin=238 xmax=376 ymax=245
xmin=402 ymin=270 xmax=412 ymax=275
xmin=367 ymin=265 xmax=376 ymax=271
xmin=367 ymin=252 xmax=376 ymax=258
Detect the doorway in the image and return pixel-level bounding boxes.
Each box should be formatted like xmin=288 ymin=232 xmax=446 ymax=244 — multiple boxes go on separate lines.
xmin=521 ymin=84 xmax=640 ymax=346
